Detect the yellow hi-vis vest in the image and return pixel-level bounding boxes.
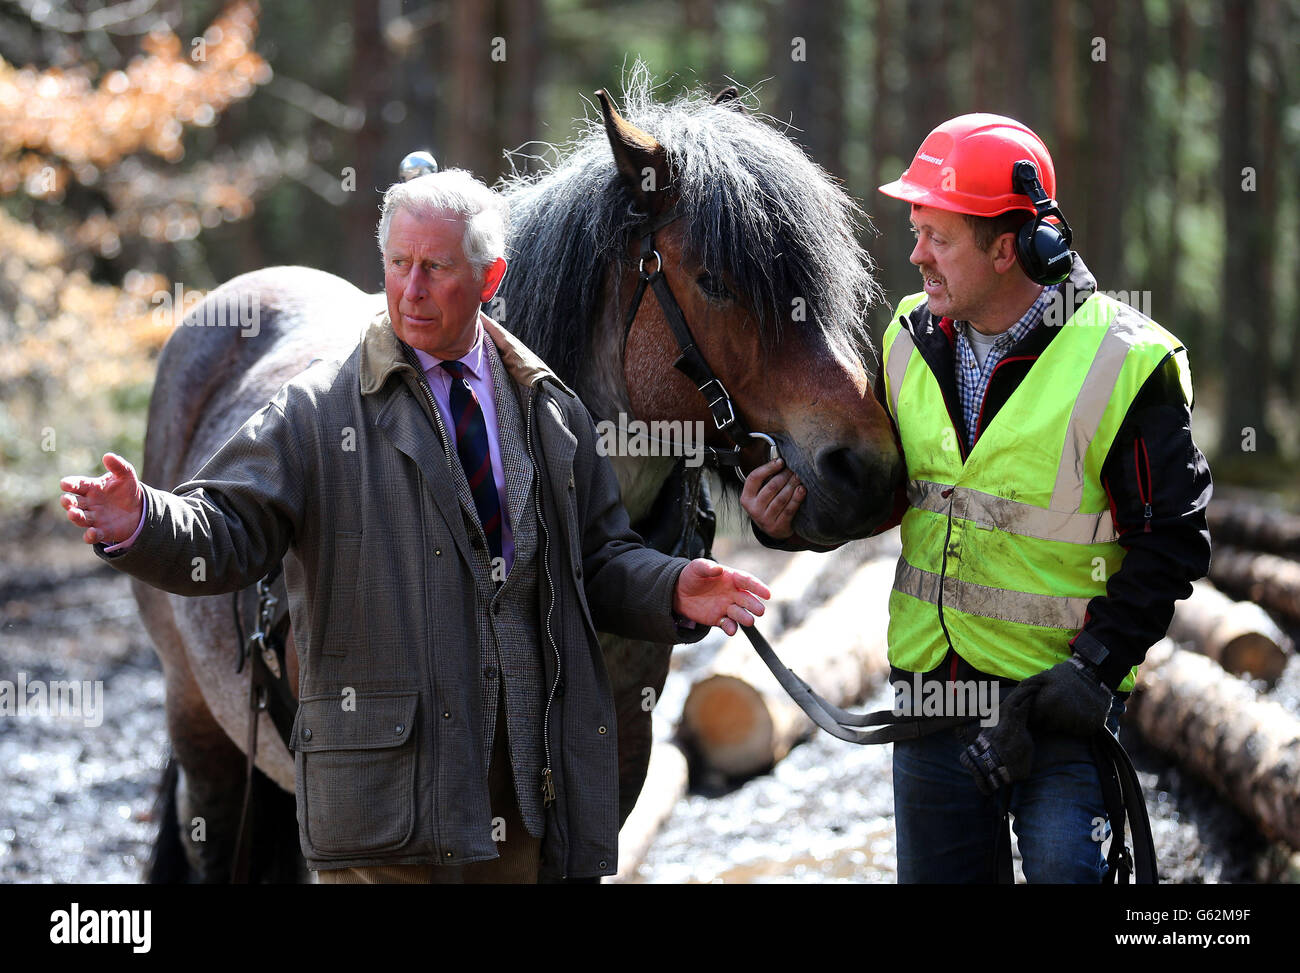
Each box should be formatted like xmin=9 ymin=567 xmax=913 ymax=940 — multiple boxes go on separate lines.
xmin=881 ymin=291 xmax=1194 ymax=692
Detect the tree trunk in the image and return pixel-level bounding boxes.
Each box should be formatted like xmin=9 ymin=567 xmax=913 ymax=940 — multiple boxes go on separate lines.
xmin=448 ymin=0 xmax=495 ymax=177
xmin=1257 ymin=0 xmax=1284 ymax=394
xmin=868 ymin=0 xmax=893 ymax=192
xmin=1157 ymin=0 xmax=1192 ymax=343
xmin=1082 ymin=0 xmax=1125 ymax=288
xmin=343 ymin=0 xmax=390 ymax=283
xmin=1051 ymin=0 xmax=1081 ymax=214
xmin=1206 ymin=499 xmax=1300 ymax=556
xmin=1220 ymin=0 xmax=1275 ymax=453
xmin=1208 ymin=545 xmax=1300 ymax=624
xmin=501 ymin=0 xmax=545 ymax=177
xmin=1168 ymin=580 xmax=1291 ymax=684
xmin=773 ymin=0 xmax=844 ymax=177
xmin=1128 ymin=640 xmax=1300 ymax=849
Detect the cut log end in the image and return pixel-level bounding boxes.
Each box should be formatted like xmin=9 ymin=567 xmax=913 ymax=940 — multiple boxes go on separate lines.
xmin=679 ymin=675 xmax=774 ymax=777
xmin=1218 ymin=634 xmax=1288 ymax=684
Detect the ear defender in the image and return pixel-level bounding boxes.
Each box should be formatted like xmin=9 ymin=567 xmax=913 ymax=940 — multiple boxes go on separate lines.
xmin=1012 ymin=160 xmax=1074 ymax=286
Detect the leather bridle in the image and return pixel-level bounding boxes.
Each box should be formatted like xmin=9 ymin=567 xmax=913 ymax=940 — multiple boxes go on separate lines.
xmin=621 ymin=206 xmax=779 ymax=482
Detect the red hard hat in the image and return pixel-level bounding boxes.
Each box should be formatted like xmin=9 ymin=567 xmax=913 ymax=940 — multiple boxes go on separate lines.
xmin=878 ymin=113 xmax=1057 ymax=217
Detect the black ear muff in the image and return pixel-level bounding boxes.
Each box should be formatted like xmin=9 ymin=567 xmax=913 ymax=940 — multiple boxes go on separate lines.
xmin=1012 ymin=160 xmax=1074 ymax=286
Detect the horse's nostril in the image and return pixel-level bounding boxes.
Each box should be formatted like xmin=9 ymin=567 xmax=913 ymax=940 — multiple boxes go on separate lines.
xmin=816 ymin=445 xmax=871 ymax=491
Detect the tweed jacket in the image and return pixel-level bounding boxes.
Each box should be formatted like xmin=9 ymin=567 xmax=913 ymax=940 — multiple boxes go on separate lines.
xmin=98 ymin=309 xmax=704 ymax=878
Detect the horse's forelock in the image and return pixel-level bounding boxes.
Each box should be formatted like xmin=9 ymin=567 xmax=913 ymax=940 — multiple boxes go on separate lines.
xmin=496 ymin=63 xmax=884 ymax=386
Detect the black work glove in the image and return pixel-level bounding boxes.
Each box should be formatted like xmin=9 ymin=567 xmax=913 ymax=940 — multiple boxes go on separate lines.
xmin=1021 ymin=656 xmax=1113 ymax=738
xmin=958 ymin=679 xmax=1041 ymax=796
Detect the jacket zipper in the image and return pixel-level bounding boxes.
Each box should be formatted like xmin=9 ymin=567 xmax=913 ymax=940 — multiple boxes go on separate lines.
xmin=1134 ymin=437 xmax=1153 ymax=532
xmin=526 ymin=385 xmax=563 ymax=813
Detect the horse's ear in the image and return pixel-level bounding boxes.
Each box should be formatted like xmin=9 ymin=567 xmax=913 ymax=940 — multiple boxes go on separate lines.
xmin=712 ymin=86 xmax=742 ymax=109
xmin=596 ymin=88 xmax=670 ymax=216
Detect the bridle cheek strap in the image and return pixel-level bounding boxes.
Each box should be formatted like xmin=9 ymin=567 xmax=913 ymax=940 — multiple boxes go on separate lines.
xmin=621 ymin=211 xmax=778 ymax=476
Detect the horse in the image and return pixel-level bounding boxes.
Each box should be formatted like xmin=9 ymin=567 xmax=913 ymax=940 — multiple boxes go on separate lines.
xmin=135 ymin=67 xmax=904 ymax=882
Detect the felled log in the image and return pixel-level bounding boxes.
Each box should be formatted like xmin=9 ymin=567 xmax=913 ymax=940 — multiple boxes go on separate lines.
xmin=678 ymin=557 xmax=895 ymax=778
xmin=614 ymin=544 xmax=883 ymax=876
xmin=1207 ymin=500 xmax=1300 ymax=556
xmin=1208 ymin=545 xmax=1300 ymax=623
xmin=1129 ymin=640 xmax=1300 ymax=849
xmin=613 ymin=737 xmax=689 ymax=883
xmin=1168 ymin=579 xmax=1291 ymax=684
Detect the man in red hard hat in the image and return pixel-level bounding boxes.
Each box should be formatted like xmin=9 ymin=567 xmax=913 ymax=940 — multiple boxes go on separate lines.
xmin=744 ymin=114 xmax=1212 ymax=883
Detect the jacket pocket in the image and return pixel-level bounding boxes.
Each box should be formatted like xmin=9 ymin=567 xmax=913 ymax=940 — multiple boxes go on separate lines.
xmin=291 ymin=690 xmax=419 ymax=857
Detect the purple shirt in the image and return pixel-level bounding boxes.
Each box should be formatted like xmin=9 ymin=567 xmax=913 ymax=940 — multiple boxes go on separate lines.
xmin=107 ymin=313 xmax=515 ymax=574
xmin=413 ymin=315 xmax=515 ymax=574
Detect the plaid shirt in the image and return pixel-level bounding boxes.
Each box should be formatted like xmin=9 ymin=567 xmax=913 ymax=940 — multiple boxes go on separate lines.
xmin=954 ymin=284 xmax=1059 ymax=447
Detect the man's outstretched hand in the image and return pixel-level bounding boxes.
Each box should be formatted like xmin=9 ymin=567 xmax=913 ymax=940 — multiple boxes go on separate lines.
xmin=672 ymin=558 xmax=771 ymax=636
xmin=60 ymin=453 xmax=144 ymax=546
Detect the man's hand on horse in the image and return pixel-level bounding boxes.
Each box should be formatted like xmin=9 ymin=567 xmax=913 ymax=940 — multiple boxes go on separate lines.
xmin=740 ymin=457 xmax=805 ymax=540
xmin=59 ymin=453 xmax=144 ymax=546
xmin=672 ymin=558 xmax=771 ymax=637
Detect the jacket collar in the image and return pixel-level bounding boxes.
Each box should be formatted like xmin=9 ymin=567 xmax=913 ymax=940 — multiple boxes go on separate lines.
xmin=359 ymin=308 xmax=574 ymax=398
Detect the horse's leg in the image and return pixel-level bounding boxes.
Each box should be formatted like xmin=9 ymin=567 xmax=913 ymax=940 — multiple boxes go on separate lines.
xmin=135 ymin=580 xmax=249 ymax=882
xmin=165 ymin=667 xmax=250 ymax=883
xmin=145 ymin=754 xmax=184 ymax=883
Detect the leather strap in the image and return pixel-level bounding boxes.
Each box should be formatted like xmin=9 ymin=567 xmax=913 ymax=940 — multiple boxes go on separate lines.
xmin=740 ymin=623 xmax=975 ymax=744
xmin=230 ymin=567 xmax=295 ymax=883
xmin=738 ymin=620 xmax=1159 ymax=883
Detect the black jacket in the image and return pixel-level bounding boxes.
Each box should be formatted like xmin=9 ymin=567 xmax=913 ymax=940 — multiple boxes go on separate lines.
xmin=757 ymin=256 xmax=1213 ymax=691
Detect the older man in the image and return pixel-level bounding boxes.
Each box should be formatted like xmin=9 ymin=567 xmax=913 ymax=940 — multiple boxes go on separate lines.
xmin=61 ymin=168 xmax=770 ymax=883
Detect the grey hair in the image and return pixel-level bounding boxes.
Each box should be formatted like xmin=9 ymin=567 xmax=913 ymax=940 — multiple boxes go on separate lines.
xmin=376 ymin=168 xmax=509 ymax=273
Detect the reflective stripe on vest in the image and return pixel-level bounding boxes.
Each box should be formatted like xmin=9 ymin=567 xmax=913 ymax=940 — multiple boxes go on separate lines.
xmin=893 ymin=558 xmax=1093 ymax=630
xmin=881 ymin=292 xmax=1191 ymax=688
xmin=907 ymin=479 xmax=1117 ymax=545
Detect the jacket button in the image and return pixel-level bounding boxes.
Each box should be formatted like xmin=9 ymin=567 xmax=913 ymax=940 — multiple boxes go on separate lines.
xmin=444 ymin=851 xmax=454 ymax=859
xmin=941 ymin=488 xmax=953 ymax=498
xmin=443 ymin=710 xmax=451 ymax=719
xmin=492 ymin=602 xmax=501 ymax=615
xmin=434 ymin=548 xmax=442 ymax=557
xmin=302 ymin=728 xmax=312 ymax=741
xmin=598 ymin=860 xmax=608 ymax=870
xmin=485 ymin=665 xmax=498 ymax=679
xmin=597 ymin=725 xmax=607 ymax=735
xmin=395 ymin=724 xmax=404 ymax=735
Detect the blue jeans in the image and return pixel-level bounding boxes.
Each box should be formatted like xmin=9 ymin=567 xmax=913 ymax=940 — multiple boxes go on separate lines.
xmin=893 ymin=693 xmax=1125 ymax=883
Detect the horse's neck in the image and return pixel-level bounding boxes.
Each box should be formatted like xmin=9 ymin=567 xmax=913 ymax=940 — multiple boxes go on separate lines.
xmin=609 ymin=454 xmax=679 ymax=524
xmin=581 ymin=275 xmax=678 ymax=524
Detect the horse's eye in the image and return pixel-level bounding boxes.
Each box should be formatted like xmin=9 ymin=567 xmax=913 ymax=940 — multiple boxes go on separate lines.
xmin=696 ymin=273 xmax=733 ymax=302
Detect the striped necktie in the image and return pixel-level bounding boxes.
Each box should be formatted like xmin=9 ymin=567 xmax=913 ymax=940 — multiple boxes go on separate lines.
xmin=439 ymin=360 xmax=503 ymax=563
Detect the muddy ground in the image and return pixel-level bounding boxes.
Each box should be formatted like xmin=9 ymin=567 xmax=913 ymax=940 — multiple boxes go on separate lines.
xmin=1 ymin=522 xmax=1294 ymax=884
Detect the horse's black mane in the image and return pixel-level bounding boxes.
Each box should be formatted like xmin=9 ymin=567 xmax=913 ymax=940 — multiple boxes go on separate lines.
xmin=495 ymin=62 xmax=884 ymax=390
